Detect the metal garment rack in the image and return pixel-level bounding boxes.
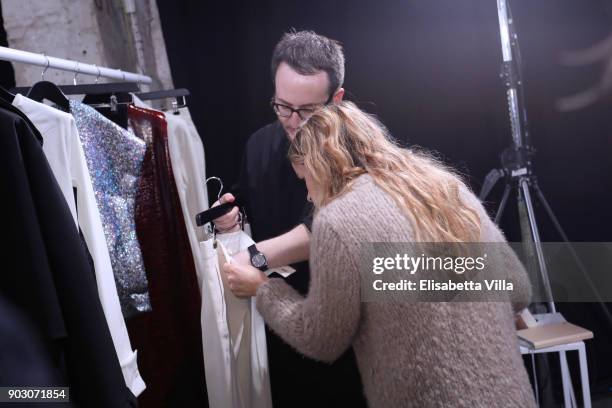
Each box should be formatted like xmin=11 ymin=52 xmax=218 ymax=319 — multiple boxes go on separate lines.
xmin=0 ymin=46 xmax=152 ymax=83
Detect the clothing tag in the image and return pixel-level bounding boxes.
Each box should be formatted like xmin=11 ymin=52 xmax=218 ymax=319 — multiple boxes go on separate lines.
xmin=265 ymin=265 xmax=295 ymax=278
xmin=243 ymin=221 xmax=252 ymax=238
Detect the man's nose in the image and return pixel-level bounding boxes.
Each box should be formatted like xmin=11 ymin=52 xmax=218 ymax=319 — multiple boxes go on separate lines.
xmin=288 ymin=111 xmax=302 ymax=126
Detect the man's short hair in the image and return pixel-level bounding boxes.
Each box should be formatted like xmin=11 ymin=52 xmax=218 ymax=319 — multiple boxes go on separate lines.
xmin=271 ymin=30 xmax=345 ymax=96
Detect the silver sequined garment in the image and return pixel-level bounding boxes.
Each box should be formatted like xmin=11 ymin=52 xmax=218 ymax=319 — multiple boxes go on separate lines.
xmin=70 ymin=100 xmax=151 ymax=317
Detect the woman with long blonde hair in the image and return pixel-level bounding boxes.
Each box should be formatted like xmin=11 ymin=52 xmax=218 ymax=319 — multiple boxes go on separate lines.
xmin=224 ymin=101 xmax=536 ymax=407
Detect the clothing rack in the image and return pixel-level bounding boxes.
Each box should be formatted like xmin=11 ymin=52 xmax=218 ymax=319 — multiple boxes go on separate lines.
xmin=0 ymin=46 xmax=152 ymax=84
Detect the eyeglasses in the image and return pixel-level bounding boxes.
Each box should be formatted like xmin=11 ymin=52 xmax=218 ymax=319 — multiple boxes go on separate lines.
xmin=271 ymin=94 xmax=333 ymax=120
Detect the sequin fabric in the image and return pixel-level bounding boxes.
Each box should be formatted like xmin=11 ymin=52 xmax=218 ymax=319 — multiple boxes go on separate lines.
xmin=70 ymin=100 xmax=152 ymax=317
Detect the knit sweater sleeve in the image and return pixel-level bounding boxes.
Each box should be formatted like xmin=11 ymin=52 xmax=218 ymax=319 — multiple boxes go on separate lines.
xmin=255 ymin=217 xmax=361 ymax=363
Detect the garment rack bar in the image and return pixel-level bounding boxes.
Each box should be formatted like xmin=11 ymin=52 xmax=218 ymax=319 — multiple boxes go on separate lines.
xmin=0 ymin=46 xmax=152 ymax=84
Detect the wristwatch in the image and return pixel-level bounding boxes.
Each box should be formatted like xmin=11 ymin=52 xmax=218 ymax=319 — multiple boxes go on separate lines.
xmin=248 ymin=244 xmax=268 ymax=271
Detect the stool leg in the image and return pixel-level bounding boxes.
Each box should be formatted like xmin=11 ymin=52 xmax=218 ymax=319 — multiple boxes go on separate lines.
xmin=578 ymin=343 xmax=592 ymax=408
xmin=531 ymin=351 xmax=540 ymax=408
xmin=559 ymin=351 xmax=574 ymax=407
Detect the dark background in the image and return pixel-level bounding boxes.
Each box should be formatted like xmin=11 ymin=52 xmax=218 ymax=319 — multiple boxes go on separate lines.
xmin=2 ymin=0 xmax=611 ymax=402
xmin=156 ymin=0 xmax=612 ymax=398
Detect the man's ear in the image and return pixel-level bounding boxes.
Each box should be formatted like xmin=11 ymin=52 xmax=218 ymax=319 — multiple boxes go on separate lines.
xmin=291 ymin=162 xmax=306 ymax=179
xmin=333 ymin=88 xmax=345 ymax=103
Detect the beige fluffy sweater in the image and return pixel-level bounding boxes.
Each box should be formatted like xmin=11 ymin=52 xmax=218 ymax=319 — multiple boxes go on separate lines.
xmin=255 ymin=174 xmax=536 ymax=407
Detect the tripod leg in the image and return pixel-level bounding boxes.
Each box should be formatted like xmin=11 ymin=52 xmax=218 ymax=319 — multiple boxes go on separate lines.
xmin=495 ymin=184 xmax=512 ymax=225
xmin=521 ymin=180 xmax=581 ymax=407
xmin=532 ymin=185 xmax=569 ymax=241
xmin=533 ymin=184 xmax=612 ymax=327
xmin=519 ymin=178 xmax=556 ymax=312
xmin=480 ymin=168 xmax=504 ymax=201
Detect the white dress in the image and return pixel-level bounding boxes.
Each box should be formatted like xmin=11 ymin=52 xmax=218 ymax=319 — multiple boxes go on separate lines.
xmin=200 ymin=231 xmax=272 ymax=408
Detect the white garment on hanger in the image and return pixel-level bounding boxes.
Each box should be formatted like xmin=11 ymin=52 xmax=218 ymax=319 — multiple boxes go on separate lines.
xmin=165 ymin=110 xmax=210 ymax=242
xmin=200 ymin=231 xmax=272 ymax=408
xmin=12 ymin=94 xmax=146 ymax=397
xmin=14 ymin=95 xmax=79 ymax=225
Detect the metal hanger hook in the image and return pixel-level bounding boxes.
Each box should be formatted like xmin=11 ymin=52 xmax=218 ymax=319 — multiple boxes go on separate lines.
xmin=73 ymin=61 xmax=80 ymax=85
xmin=41 ymin=53 xmax=50 ymax=81
xmin=94 ymin=64 xmax=101 ymax=84
xmin=205 ymin=176 xmax=224 ymax=202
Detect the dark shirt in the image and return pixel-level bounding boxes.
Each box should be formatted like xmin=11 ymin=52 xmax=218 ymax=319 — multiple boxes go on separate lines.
xmin=236 ymin=120 xmax=366 ymax=407
xmin=239 ymin=121 xmax=312 ymax=239
xmin=237 ymin=120 xmax=313 ymax=294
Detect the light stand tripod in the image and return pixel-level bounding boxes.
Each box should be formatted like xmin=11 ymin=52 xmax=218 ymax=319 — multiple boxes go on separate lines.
xmin=482 ymin=0 xmax=612 ymax=326
xmin=480 ymin=0 xmax=556 ymax=312
xmin=480 ymin=0 xmax=611 ymax=406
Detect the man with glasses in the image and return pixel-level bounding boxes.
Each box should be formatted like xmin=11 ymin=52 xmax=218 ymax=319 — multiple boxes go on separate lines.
xmin=213 ymin=30 xmax=366 ymax=407
xmin=270 ymin=91 xmax=334 ymax=134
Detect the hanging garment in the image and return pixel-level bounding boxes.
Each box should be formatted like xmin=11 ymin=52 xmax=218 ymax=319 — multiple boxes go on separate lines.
xmin=136 ymin=100 xmax=210 ymax=293
xmin=12 ymin=94 xmax=145 ymax=397
xmin=12 ymin=94 xmax=79 ymax=225
xmin=126 ymin=105 xmax=207 ymax=407
xmin=131 ymin=97 xmax=209 ymax=241
xmin=200 ymin=231 xmax=272 ymax=408
xmin=0 ymin=295 xmax=66 ymax=394
xmin=70 ymin=100 xmax=151 ymax=317
xmin=128 ymin=96 xmax=271 ymax=407
xmin=0 ymin=99 xmax=136 ymax=407
xmin=157 ymin=108 xmax=209 ymax=239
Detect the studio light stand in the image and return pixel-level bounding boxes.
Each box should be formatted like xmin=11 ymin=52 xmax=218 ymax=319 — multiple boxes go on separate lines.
xmin=480 ymin=0 xmax=555 ymax=312
xmin=481 ymin=0 xmax=611 ymax=406
xmin=482 ymin=0 xmax=612 ymax=323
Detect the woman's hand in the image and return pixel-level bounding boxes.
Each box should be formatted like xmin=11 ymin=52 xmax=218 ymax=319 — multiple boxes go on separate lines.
xmin=223 ymin=262 xmax=268 ymax=298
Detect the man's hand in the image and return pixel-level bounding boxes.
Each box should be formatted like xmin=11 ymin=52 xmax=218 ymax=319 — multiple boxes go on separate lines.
xmin=223 ymin=262 xmax=268 ymax=298
xmin=212 ymin=192 xmax=240 ymax=233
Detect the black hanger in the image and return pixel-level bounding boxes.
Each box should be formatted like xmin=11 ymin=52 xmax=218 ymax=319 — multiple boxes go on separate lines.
xmin=25 ymin=81 xmax=70 ymax=112
xmin=82 ymin=92 xmax=133 ymax=129
xmin=73 ymin=84 xmax=138 ymax=130
xmin=67 ymin=82 xmax=140 ymax=96
xmin=13 ymin=81 xmax=140 ymax=96
xmin=195 ymin=177 xmax=242 ymax=230
xmin=195 ymin=198 xmax=242 ymax=227
xmin=136 ymin=88 xmax=189 ymax=114
xmin=136 ymin=88 xmax=189 ymax=101
xmin=82 ymin=92 xmax=134 ymax=106
xmin=0 ymin=85 xmax=15 ymax=103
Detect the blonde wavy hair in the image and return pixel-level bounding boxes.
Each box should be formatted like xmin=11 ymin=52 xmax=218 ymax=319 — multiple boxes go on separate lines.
xmin=288 ymin=101 xmax=482 ymax=243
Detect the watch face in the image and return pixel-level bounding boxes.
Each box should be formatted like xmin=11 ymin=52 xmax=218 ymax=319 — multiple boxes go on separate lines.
xmin=252 ymin=253 xmax=266 ymax=268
